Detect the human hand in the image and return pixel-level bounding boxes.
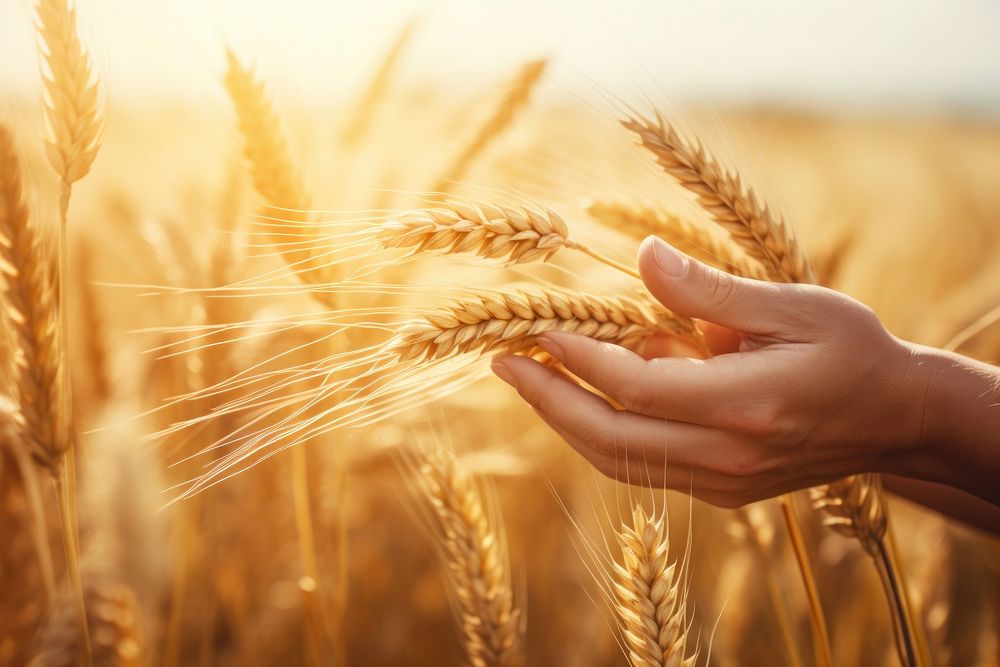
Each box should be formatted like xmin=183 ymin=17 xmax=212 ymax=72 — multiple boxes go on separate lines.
xmin=490 ymin=236 xmax=936 ymax=507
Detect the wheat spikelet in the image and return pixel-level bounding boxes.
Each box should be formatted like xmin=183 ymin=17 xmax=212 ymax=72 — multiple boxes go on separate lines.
xmin=613 ymin=505 xmax=694 ymax=667
xmin=622 ymin=112 xmax=812 ymax=283
xmin=432 ymin=59 xmax=547 ymax=195
xmin=586 ymin=199 xmax=769 ymax=279
xmin=35 ymin=0 xmax=104 ymax=200
xmin=415 ymin=445 xmax=522 ymax=667
xmin=810 ymin=474 xmax=886 ymax=556
xmin=390 ymin=285 xmax=699 ymax=363
xmin=340 ymin=17 xmax=418 ymax=147
xmin=379 ymin=200 xmax=570 ymax=264
xmin=0 ymin=125 xmax=63 ymax=468
xmin=29 ymin=577 xmax=144 ymax=667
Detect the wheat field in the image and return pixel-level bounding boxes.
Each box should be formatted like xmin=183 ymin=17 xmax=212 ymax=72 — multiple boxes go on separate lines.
xmin=1 ymin=2 xmax=998 ymax=666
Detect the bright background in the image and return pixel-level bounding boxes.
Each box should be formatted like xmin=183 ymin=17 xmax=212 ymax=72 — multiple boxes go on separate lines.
xmin=2 ymin=0 xmax=999 ymax=113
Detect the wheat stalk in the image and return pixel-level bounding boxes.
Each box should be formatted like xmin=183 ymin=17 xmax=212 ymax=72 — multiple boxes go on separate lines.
xmin=390 ymin=285 xmax=699 ymax=363
xmin=432 ymin=59 xmax=547 ymax=195
xmin=613 ymin=504 xmax=694 ymax=667
xmin=585 ymin=199 xmax=768 ymax=279
xmin=622 ymin=112 xmax=811 ymax=283
xmin=415 ymin=445 xmax=522 ymax=667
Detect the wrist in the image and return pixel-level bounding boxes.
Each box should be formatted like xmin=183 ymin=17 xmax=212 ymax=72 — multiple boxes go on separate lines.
xmin=899 ymin=342 xmax=1000 ymax=501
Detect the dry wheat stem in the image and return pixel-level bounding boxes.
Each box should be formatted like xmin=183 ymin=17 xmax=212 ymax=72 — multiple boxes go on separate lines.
xmin=613 ymin=505 xmax=694 ymax=667
xmin=586 ymin=199 xmax=769 ymax=280
xmin=416 ymin=446 xmax=522 ymax=667
xmin=622 ymin=112 xmax=812 ymax=283
xmin=432 ymin=59 xmax=547 ymax=195
xmin=390 ymin=285 xmax=699 ymax=363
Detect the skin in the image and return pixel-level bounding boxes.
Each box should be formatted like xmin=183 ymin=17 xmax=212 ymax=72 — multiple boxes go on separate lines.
xmin=491 ymin=236 xmax=1000 ymax=534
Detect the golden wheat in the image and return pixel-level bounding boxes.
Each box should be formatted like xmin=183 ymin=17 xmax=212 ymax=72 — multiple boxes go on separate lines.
xmin=340 ymin=18 xmax=419 ymax=147
xmin=622 ymin=112 xmax=812 ymax=283
xmin=586 ymin=199 xmax=769 ymax=279
xmin=35 ymin=0 xmax=104 ymax=214
xmin=29 ymin=577 xmax=143 ymax=667
xmin=390 ymin=285 xmax=699 ymax=362
xmin=613 ymin=505 xmax=695 ymax=667
xmin=0 ymin=125 xmax=63 ymax=469
xmin=432 ymin=59 xmax=547 ymax=195
xmin=415 ymin=445 xmax=522 ymax=667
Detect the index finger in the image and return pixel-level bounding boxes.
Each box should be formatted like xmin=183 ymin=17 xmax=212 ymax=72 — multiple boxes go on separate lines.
xmin=537 ymin=330 xmax=761 ymax=425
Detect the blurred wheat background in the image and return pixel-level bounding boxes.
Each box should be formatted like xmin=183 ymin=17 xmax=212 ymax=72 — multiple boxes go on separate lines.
xmin=1 ymin=1 xmax=998 ymax=666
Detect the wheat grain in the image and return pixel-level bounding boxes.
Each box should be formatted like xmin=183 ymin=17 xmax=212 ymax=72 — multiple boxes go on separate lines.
xmin=613 ymin=505 xmax=694 ymax=667
xmin=432 ymin=59 xmax=547 ymax=195
xmin=415 ymin=445 xmax=522 ymax=667
xmin=0 ymin=125 xmax=63 ymax=469
xmin=622 ymin=112 xmax=812 ymax=283
xmin=390 ymin=285 xmax=699 ymax=363
xmin=586 ymin=199 xmax=769 ymax=279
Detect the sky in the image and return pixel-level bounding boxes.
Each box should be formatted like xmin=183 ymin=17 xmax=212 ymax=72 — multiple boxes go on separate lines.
xmin=2 ymin=0 xmax=999 ymax=113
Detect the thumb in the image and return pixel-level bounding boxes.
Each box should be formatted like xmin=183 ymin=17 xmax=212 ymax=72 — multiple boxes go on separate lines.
xmin=637 ymin=235 xmax=798 ymax=335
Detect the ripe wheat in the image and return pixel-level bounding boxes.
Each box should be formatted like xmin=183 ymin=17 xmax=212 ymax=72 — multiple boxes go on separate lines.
xmin=416 ymin=446 xmax=522 ymax=667
xmin=614 ymin=505 xmax=695 ymax=667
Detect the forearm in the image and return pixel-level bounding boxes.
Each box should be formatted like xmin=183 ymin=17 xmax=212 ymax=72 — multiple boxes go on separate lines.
xmin=883 ymin=475 xmax=1000 ymax=535
xmin=901 ymin=344 xmax=1000 ymax=505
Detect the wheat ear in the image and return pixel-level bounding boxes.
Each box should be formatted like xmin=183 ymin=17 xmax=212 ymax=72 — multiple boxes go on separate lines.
xmin=613 ymin=504 xmax=695 ymax=667
xmin=622 ymin=112 xmax=811 ymax=283
xmin=224 ymin=49 xmax=335 ymax=288
xmin=0 ymin=126 xmax=62 ymax=468
xmin=586 ymin=199 xmax=768 ymax=279
xmin=414 ymin=445 xmax=522 ymax=667
xmin=432 ymin=59 xmax=547 ymax=195
xmin=36 ymin=0 xmax=104 ymax=221
xmin=340 ymin=17 xmax=419 ymax=147
xmin=379 ymin=199 xmax=639 ymax=277
xmin=390 ymin=285 xmax=699 ymax=363
xmin=29 ymin=576 xmax=143 ymax=667
xmin=811 ymin=475 xmax=927 ymax=666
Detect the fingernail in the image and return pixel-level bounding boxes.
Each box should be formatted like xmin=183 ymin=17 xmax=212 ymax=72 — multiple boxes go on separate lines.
xmin=491 ymin=358 xmax=516 ymax=386
xmin=650 ymin=237 xmax=688 ymax=277
xmin=536 ymin=333 xmax=564 ymax=359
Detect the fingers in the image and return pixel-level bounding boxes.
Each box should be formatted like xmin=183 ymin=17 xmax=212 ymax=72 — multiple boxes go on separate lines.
xmin=537 ymin=330 xmax=759 ymax=423
xmin=491 ymin=353 xmax=745 ymax=469
xmin=636 ymin=236 xmax=809 ymax=336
